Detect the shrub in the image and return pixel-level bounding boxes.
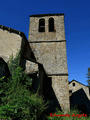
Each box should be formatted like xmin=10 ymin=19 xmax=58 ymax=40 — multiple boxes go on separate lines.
xmin=0 ymin=53 xmax=47 ymax=120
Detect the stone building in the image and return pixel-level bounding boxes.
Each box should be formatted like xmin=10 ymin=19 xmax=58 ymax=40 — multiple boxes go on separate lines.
xmin=0 ymin=25 xmax=22 ymax=62
xmin=0 ymin=13 xmax=70 ymax=112
xmin=28 ymin=13 xmax=70 ymax=112
xmin=69 ymin=80 xmax=90 ymax=113
xmin=69 ymin=80 xmax=90 ymax=99
xmin=0 ymin=25 xmax=33 ymax=63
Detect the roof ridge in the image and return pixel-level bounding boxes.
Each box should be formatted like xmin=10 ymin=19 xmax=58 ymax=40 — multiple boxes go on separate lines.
xmin=69 ymin=80 xmax=88 ymax=87
xmin=0 ymin=25 xmax=25 ymax=38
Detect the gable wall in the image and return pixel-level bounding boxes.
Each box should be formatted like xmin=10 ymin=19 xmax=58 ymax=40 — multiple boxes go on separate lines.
xmin=69 ymin=81 xmax=90 ymax=100
xmin=0 ymin=29 xmax=22 ymax=62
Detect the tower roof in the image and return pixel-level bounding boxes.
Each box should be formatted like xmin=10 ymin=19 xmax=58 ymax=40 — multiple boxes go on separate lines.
xmin=30 ymin=13 xmax=64 ymax=17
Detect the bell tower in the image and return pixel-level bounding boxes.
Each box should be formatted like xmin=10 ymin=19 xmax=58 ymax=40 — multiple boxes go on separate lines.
xmin=28 ymin=13 xmax=70 ymax=112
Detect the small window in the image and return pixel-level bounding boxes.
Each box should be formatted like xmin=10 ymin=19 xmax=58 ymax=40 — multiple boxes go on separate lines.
xmin=69 ymin=90 xmax=72 ymax=94
xmin=39 ymin=19 xmax=45 ymax=32
xmin=73 ymin=83 xmax=75 ymax=86
xmin=49 ymin=17 xmax=55 ymax=32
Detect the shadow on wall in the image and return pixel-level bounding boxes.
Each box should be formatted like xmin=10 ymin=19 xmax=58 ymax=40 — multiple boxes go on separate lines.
xmin=38 ymin=64 xmax=62 ymax=113
xmin=70 ymin=88 xmax=90 ymax=114
xmin=0 ymin=57 xmax=11 ymax=79
xmin=19 ymin=38 xmax=62 ymax=113
xmin=20 ymin=37 xmax=37 ymax=69
xmin=27 ymin=63 xmax=62 ymax=113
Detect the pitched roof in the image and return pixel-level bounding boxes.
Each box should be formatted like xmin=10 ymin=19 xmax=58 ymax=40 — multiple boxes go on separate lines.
xmin=69 ymin=80 xmax=88 ymax=87
xmin=0 ymin=25 xmax=26 ymax=38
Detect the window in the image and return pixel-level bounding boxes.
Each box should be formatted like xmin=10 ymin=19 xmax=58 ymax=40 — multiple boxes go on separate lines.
xmin=69 ymin=90 xmax=72 ymax=94
xmin=73 ymin=83 xmax=75 ymax=86
xmin=39 ymin=19 xmax=45 ymax=32
xmin=49 ymin=17 xmax=55 ymax=32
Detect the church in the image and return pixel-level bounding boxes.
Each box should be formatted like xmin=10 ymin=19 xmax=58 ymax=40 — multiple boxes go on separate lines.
xmin=0 ymin=13 xmax=70 ymax=112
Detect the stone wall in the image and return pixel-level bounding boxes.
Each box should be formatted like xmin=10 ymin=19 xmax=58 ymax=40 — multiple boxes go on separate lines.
xmin=28 ymin=14 xmax=70 ymax=112
xmin=0 ymin=28 xmax=22 ymax=62
xmin=69 ymin=80 xmax=90 ymax=100
xmin=0 ymin=25 xmax=35 ymax=69
xmin=28 ymin=14 xmax=68 ymax=75
xmin=25 ymin=60 xmax=38 ymax=74
xmin=51 ymin=75 xmax=70 ymax=112
xmin=29 ymin=42 xmax=68 ymax=74
xmin=69 ymin=80 xmax=90 ymax=114
xmin=29 ymin=14 xmax=65 ymax=42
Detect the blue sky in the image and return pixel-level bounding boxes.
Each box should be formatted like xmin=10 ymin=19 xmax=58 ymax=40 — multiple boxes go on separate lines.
xmin=0 ymin=0 xmax=90 ymax=85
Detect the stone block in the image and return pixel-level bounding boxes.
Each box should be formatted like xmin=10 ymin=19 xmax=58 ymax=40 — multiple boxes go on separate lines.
xmin=25 ymin=60 xmax=38 ymax=74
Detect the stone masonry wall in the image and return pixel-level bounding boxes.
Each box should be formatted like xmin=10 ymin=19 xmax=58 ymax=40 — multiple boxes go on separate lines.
xmin=51 ymin=76 xmax=70 ymax=112
xmin=28 ymin=14 xmax=70 ymax=112
xmin=29 ymin=14 xmax=68 ymax=75
xmin=69 ymin=81 xmax=90 ymax=100
xmin=29 ymin=15 xmax=65 ymax=42
xmin=0 ymin=29 xmax=22 ymax=62
xmin=29 ymin=42 xmax=68 ymax=74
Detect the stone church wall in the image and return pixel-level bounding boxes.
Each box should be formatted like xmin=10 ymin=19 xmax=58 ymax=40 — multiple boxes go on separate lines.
xmin=28 ymin=14 xmax=70 ymax=112
xmin=0 ymin=30 xmax=22 ymax=62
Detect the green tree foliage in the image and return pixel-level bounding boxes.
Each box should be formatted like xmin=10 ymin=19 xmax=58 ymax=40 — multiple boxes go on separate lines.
xmin=0 ymin=54 xmax=47 ymax=120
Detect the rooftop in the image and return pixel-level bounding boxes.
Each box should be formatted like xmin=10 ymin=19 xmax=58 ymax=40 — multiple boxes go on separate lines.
xmin=0 ymin=25 xmax=26 ymax=38
xmin=30 ymin=13 xmax=64 ymax=17
xmin=69 ymin=80 xmax=88 ymax=87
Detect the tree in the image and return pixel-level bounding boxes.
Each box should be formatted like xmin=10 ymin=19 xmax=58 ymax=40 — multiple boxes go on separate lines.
xmin=0 ymin=53 xmax=47 ymax=120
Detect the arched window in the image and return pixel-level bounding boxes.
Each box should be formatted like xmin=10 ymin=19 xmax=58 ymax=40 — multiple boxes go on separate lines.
xmin=39 ymin=19 xmax=45 ymax=32
xmin=49 ymin=17 xmax=54 ymax=32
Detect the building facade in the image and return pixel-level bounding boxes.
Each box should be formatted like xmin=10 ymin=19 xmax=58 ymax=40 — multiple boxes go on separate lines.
xmin=0 ymin=14 xmax=70 ymax=112
xmin=69 ymin=80 xmax=90 ymax=113
xmin=69 ymin=80 xmax=90 ymax=100
xmin=28 ymin=14 xmax=70 ymax=112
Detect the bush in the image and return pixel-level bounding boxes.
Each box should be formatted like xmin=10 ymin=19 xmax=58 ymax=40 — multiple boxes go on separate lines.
xmin=0 ymin=53 xmax=47 ymax=120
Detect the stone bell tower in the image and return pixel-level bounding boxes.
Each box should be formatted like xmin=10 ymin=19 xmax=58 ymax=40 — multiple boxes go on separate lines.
xmin=28 ymin=13 xmax=70 ymax=112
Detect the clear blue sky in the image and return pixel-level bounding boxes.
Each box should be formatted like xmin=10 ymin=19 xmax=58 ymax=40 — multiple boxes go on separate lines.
xmin=0 ymin=0 xmax=90 ymax=85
